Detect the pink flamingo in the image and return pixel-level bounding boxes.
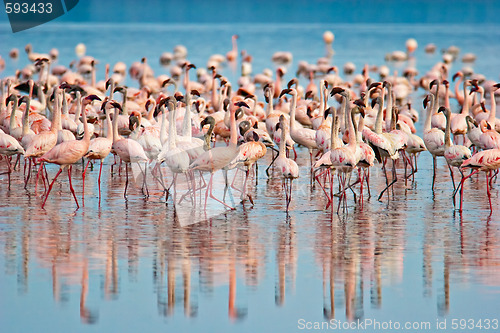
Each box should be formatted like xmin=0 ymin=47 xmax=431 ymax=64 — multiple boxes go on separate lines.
xmin=226 ymin=35 xmax=239 ymax=62
xmin=83 ymin=100 xmax=119 ymax=203
xmin=111 ymin=95 xmax=149 ymax=199
xmin=0 ymin=128 xmax=25 ymax=189
xmin=423 ymin=92 xmax=445 ymax=190
xmin=280 ymin=87 xmax=318 ymax=170
xmin=188 ymin=99 xmax=239 ymax=210
xmin=275 ymin=115 xmax=299 ymax=214
xmin=329 ymin=88 xmax=358 ymax=212
xmin=459 ymin=148 xmax=500 ymax=213
xmin=438 ymin=106 xmax=471 ymax=204
xmin=476 ymin=83 xmax=500 ymax=150
xmin=39 ymin=95 xmax=102 ymax=209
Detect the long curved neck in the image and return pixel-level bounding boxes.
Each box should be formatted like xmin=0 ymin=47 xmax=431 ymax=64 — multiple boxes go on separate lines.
xmin=211 ymin=73 xmax=218 ymax=112
xmin=82 ymin=103 xmax=90 ymax=143
xmin=455 ymin=75 xmax=464 ymax=105
xmin=168 ymin=105 xmax=177 ymax=150
xmin=444 ymin=110 xmax=452 ymax=147
xmin=488 ymin=89 xmax=497 ymax=123
xmin=444 ymin=84 xmax=450 ymax=108
xmin=75 ymin=92 xmax=81 ymax=123
xmin=319 ymin=81 xmax=325 ymax=119
xmin=112 ymin=106 xmax=119 ymax=143
xmin=121 ymin=90 xmax=128 ymax=116
xmin=424 ymin=95 xmax=434 ymax=131
xmin=51 ymin=93 xmax=61 ymax=133
xmin=346 ymin=100 xmax=355 ymax=147
xmin=289 ymin=91 xmax=297 ymax=130
xmin=374 ymin=90 xmax=385 ymax=134
xmin=182 ymin=92 xmax=192 ymax=137
xmin=159 ymin=105 xmax=167 ymax=144
xmin=279 ymin=122 xmax=287 ymax=156
xmin=105 ymin=109 xmax=113 ymax=140
xmin=385 ymin=85 xmax=393 ymax=132
xmin=432 ymin=83 xmax=440 ymax=114
xmin=9 ymin=100 xmax=17 ymax=130
xmin=62 ymin=91 xmax=69 ymax=115
xmin=357 ymin=114 xmax=364 ymax=143
xmin=22 ymin=100 xmax=31 ymax=135
xmin=229 ymin=109 xmax=237 ymax=147
xmin=462 ymin=81 xmax=470 ymax=115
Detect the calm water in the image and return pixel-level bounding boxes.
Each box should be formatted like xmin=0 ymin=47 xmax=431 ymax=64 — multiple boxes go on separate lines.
xmin=1 ymin=22 xmax=500 ymax=333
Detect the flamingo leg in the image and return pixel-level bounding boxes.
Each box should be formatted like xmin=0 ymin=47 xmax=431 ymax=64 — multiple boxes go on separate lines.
xmin=98 ymin=159 xmax=104 ymax=205
xmin=42 ymin=168 xmax=63 ymax=209
xmin=459 ymin=169 xmax=480 ymax=212
xmin=378 ymin=159 xmax=397 ymax=201
xmin=0 ymin=157 xmax=13 ymax=190
xmin=82 ymin=159 xmax=91 ymax=202
xmin=486 ymin=172 xmax=492 ymax=212
xmin=67 ymin=166 xmax=80 ymax=208
xmin=206 ymin=172 xmax=234 ymax=210
xmin=124 ymin=163 xmax=129 ymax=199
xmin=447 ymin=164 xmax=456 ymax=206
xmin=432 ymin=155 xmax=437 ymax=191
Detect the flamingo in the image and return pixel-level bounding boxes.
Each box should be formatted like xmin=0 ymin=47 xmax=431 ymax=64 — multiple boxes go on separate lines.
xmin=476 ymin=83 xmax=500 ymax=150
xmin=423 ymin=93 xmax=445 ymax=190
xmin=226 ymin=35 xmax=239 ymax=62
xmin=226 ymin=129 xmax=267 ymax=204
xmin=329 ymin=88 xmax=358 ymax=212
xmin=450 ymin=73 xmax=470 ymax=144
xmin=459 ymin=148 xmax=500 ymax=213
xmin=111 ymin=93 xmax=149 ymax=199
xmin=188 ymin=99 xmax=239 ymax=210
xmin=23 ymin=86 xmax=61 ymax=189
xmin=0 ymin=128 xmax=25 ymax=189
xmin=157 ymin=97 xmax=191 ymax=204
xmin=280 ymin=87 xmax=318 ymax=170
xmin=438 ymin=106 xmax=471 ymax=204
xmin=84 ymin=100 xmax=119 ymax=203
xmin=362 ymin=83 xmax=402 ymax=200
xmin=275 ymin=115 xmax=299 ymax=214
xmin=39 ymin=95 xmax=102 ymax=209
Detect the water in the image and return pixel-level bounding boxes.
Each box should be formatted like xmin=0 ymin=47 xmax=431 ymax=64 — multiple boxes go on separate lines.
xmin=1 ymin=21 xmax=500 ymax=333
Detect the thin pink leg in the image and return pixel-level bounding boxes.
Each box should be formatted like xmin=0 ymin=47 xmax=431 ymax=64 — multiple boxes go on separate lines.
xmin=98 ymin=159 xmax=103 ymax=204
xmin=68 ymin=166 xmax=80 ymax=208
xmin=83 ymin=159 xmax=91 ymax=202
xmin=42 ymin=168 xmax=63 ymax=209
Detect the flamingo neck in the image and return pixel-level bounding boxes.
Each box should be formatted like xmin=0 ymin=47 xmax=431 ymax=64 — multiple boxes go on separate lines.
xmin=385 ymin=85 xmax=393 ymax=132
xmin=22 ymin=100 xmax=30 ymax=135
xmin=488 ymin=89 xmax=497 ymax=123
xmin=444 ymin=110 xmax=452 ymax=147
xmin=229 ymin=109 xmax=237 ymax=147
xmin=121 ymin=90 xmax=128 ymax=116
xmin=444 ymin=85 xmax=450 ymax=108
xmin=211 ymin=73 xmax=218 ymax=112
xmin=279 ymin=122 xmax=287 ymax=156
xmin=462 ymin=82 xmax=470 ymax=115
xmin=182 ymin=92 xmax=192 ymax=138
xmin=9 ymin=101 xmax=17 ymax=131
xmin=51 ymin=94 xmax=61 ymax=133
xmin=82 ymin=104 xmax=90 ymax=143
xmin=289 ymin=91 xmax=297 ymax=130
xmin=424 ymin=95 xmax=434 ymax=131
xmin=168 ymin=106 xmax=177 ymax=150
xmin=455 ymin=75 xmax=463 ymax=105
xmin=374 ymin=89 xmax=385 ymax=134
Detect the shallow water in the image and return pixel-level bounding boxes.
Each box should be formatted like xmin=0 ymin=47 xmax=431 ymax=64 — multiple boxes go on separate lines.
xmin=1 ymin=22 xmax=500 ymax=332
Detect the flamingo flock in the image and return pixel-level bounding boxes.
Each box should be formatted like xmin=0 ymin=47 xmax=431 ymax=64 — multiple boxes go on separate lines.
xmin=0 ymin=34 xmax=499 ymax=216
